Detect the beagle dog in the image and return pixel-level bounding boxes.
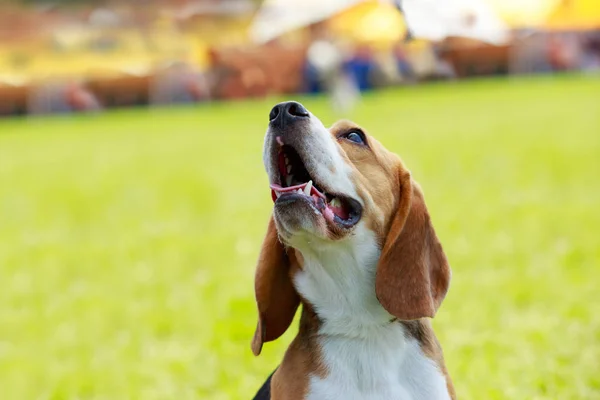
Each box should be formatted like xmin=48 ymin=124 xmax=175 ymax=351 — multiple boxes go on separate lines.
xmin=251 ymin=101 xmax=455 ymax=400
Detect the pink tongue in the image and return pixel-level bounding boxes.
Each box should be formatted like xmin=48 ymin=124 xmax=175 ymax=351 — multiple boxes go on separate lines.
xmin=328 ymin=203 xmax=349 ymax=220
xmin=269 ymin=182 xmax=349 ymax=222
xmin=323 ymin=202 xmax=349 ymax=222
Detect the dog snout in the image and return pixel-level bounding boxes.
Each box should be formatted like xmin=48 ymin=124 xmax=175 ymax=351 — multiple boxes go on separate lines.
xmin=269 ymin=101 xmax=309 ymax=127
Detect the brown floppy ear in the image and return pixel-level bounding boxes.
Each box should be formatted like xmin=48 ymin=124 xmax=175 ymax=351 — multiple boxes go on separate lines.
xmin=375 ymin=169 xmax=451 ymax=321
xmin=251 ymin=217 xmax=300 ymax=356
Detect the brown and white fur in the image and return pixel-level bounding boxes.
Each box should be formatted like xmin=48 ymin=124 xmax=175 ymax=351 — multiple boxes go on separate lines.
xmin=252 ymin=101 xmax=455 ymax=400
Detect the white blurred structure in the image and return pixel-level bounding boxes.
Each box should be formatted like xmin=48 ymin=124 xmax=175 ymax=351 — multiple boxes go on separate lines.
xmin=306 ymin=38 xmax=360 ymax=114
xmin=397 ymin=0 xmax=509 ymax=44
xmin=250 ymin=0 xmax=365 ymax=44
xmin=251 ymin=0 xmax=509 ymax=45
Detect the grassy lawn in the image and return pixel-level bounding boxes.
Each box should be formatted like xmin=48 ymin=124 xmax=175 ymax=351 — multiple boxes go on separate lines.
xmin=0 ymin=75 xmax=599 ymax=399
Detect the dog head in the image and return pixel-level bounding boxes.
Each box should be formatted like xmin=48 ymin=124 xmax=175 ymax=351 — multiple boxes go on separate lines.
xmin=252 ymin=101 xmax=451 ymax=355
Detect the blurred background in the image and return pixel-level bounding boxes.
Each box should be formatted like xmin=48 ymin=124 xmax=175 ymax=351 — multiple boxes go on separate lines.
xmin=0 ymin=0 xmax=599 ymax=114
xmin=0 ymin=0 xmax=599 ymax=399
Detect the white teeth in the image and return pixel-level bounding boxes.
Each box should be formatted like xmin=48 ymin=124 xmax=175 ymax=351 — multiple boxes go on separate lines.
xmin=286 ymin=175 xmax=293 ymax=186
xmin=287 ymin=165 xmax=292 ymax=173
xmin=304 ymin=180 xmax=313 ymax=195
xmin=297 ymin=188 xmax=303 ymax=195
xmin=284 ymin=156 xmax=289 ymax=165
xmin=276 ymin=191 xmax=282 ymax=199
xmin=329 ymin=197 xmax=342 ymax=208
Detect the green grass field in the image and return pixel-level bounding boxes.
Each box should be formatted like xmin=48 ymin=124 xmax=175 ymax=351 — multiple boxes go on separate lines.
xmin=0 ymin=75 xmax=599 ymax=399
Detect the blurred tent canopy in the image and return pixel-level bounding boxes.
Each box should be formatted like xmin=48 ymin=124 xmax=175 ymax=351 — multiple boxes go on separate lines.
xmin=249 ymin=0 xmax=365 ymax=44
xmin=399 ymin=0 xmax=509 ymax=44
xmin=328 ymin=1 xmax=407 ymax=48
xmin=251 ymin=0 xmax=510 ymax=46
xmin=0 ymin=24 xmax=197 ymax=85
xmin=545 ymin=0 xmax=600 ymax=30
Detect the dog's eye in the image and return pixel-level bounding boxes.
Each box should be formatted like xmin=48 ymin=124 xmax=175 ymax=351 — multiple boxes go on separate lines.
xmin=341 ymin=130 xmax=366 ymax=145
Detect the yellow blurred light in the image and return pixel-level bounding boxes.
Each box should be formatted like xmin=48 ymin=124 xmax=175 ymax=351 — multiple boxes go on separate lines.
xmin=485 ymin=0 xmax=560 ymax=27
xmin=329 ymin=1 xmax=406 ymax=48
xmin=545 ymin=0 xmax=600 ymax=30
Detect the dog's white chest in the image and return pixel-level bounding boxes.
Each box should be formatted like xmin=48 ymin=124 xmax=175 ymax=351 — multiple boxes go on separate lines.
xmin=291 ymin=233 xmax=451 ymax=400
xmin=305 ymin=327 xmax=451 ymax=400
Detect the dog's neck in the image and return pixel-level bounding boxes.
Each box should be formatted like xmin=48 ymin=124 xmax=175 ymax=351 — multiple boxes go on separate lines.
xmin=282 ymin=228 xmax=453 ymax=399
xmin=286 ymin=232 xmax=442 ymax=399
xmin=288 ymin=227 xmax=394 ymax=338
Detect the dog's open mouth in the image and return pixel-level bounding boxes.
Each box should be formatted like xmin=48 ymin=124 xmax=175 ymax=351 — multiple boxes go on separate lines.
xmin=270 ymin=145 xmax=361 ymax=228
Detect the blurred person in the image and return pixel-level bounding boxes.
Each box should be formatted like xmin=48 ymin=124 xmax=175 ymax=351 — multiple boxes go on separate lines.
xmin=510 ymin=31 xmax=553 ymax=74
xmin=65 ymin=82 xmax=102 ymax=112
xmin=28 ymin=83 xmax=70 ymax=115
xmin=343 ymin=44 xmax=376 ymax=91
xmin=393 ymin=43 xmax=416 ymax=83
xmin=302 ymin=59 xmax=323 ymax=94
xmin=581 ymin=31 xmax=600 ymax=72
xmin=548 ymin=32 xmax=583 ymax=72
xmin=151 ymin=62 xmax=210 ymax=105
xmin=28 ymin=81 xmax=101 ymax=115
xmin=368 ymin=50 xmax=403 ymax=88
xmin=406 ymin=40 xmax=455 ymax=81
xmin=305 ymin=24 xmax=359 ymax=114
xmin=431 ymin=42 xmax=457 ymax=80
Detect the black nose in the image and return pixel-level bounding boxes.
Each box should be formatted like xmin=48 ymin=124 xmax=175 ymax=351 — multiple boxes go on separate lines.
xmin=269 ymin=101 xmax=309 ymax=126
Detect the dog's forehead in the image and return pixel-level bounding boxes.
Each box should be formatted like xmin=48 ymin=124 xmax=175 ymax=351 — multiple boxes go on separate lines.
xmin=328 ymin=119 xmax=361 ymax=135
xmin=327 ymin=119 xmax=395 ymax=165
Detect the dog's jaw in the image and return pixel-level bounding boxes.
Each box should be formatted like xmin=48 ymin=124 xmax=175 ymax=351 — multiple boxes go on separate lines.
xmin=263 ymin=111 xmax=362 ymax=242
